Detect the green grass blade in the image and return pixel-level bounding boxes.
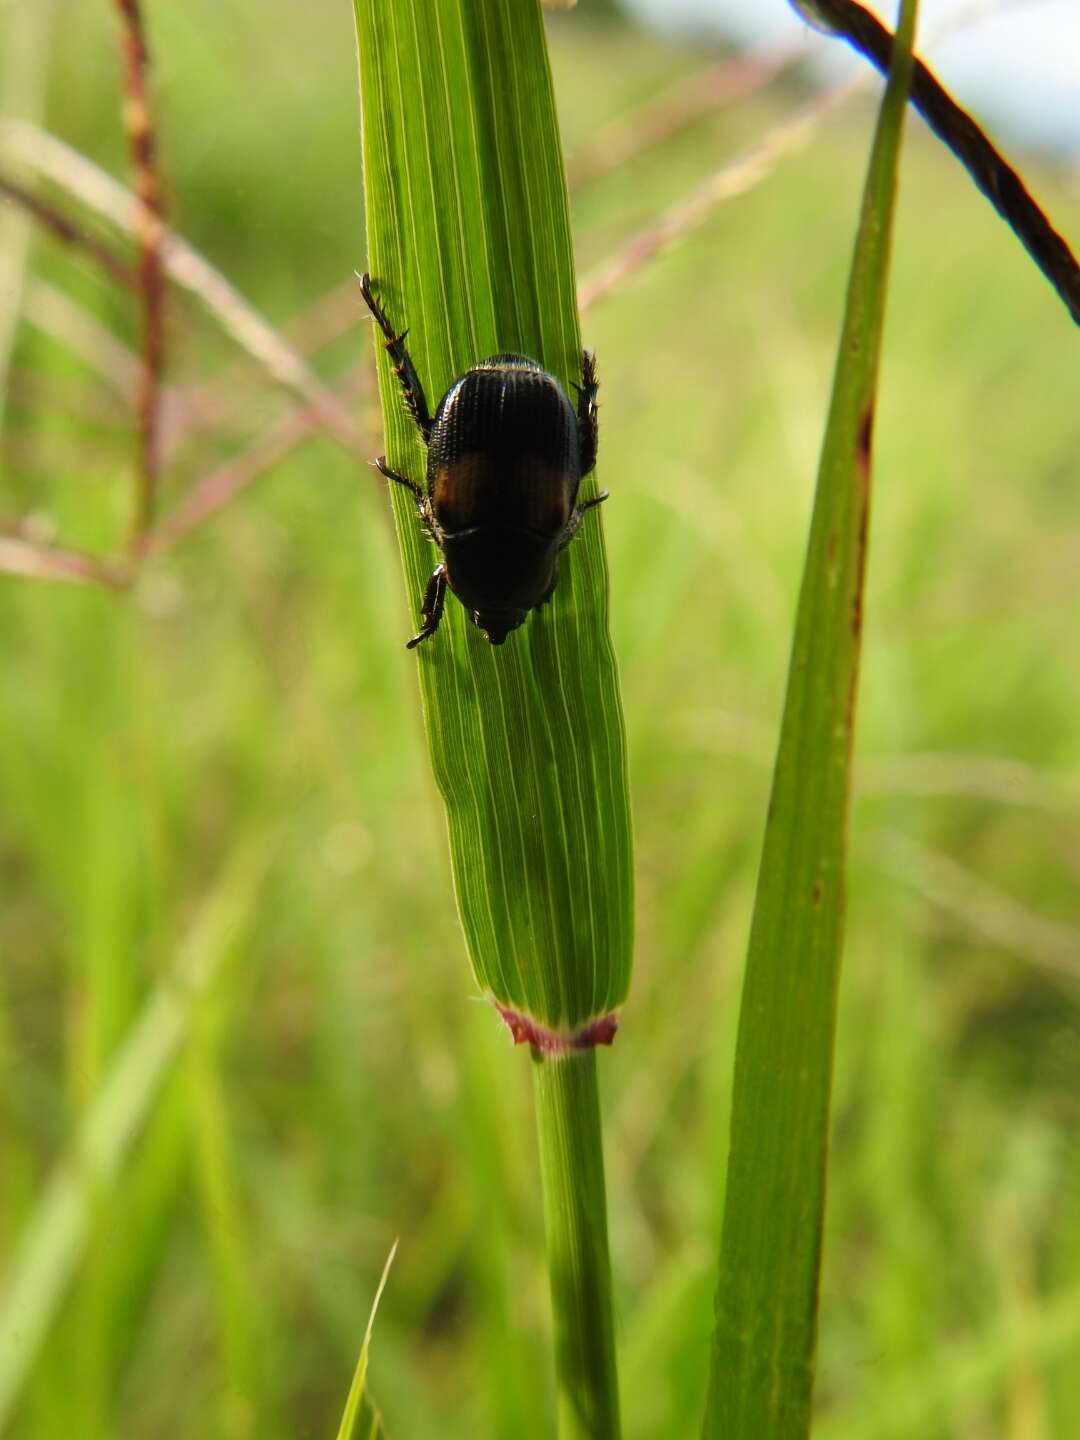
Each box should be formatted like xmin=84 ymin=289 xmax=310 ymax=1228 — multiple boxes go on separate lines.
xmin=335 ymin=1241 xmax=396 ymax=1440
xmin=0 ymin=842 xmax=267 ymax=1431
xmin=352 ymin=0 xmax=633 ymax=1036
xmin=702 ymin=3 xmax=920 ymax=1435
xmin=532 ymin=1051 xmax=620 ymax=1439
xmin=354 ymin=5 xmax=628 ymax=1429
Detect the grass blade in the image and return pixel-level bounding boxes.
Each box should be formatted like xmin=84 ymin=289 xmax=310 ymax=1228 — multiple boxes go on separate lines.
xmin=353 ymin=3 xmax=630 ymax=1429
xmin=702 ymin=2 xmax=919 ymax=1434
xmin=352 ymin=0 xmax=633 ymax=1037
xmin=335 ymin=1241 xmax=396 ymax=1440
xmin=0 ymin=843 xmax=267 ymax=1431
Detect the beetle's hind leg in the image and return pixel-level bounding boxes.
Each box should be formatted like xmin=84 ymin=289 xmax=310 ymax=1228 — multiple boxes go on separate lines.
xmin=358 ymin=273 xmax=433 ymax=442
xmin=559 ymin=489 xmax=609 ymax=551
xmin=375 ymin=455 xmax=423 ymax=503
xmin=406 ymin=564 xmax=447 ymax=649
xmin=375 ymin=456 xmax=438 ymax=542
xmin=573 ymin=349 xmax=600 ymax=477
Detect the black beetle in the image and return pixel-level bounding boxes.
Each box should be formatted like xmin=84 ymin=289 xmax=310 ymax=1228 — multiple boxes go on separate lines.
xmin=359 ymin=273 xmax=607 ymax=649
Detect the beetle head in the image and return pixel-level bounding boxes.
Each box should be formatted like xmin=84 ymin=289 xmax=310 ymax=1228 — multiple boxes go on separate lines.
xmin=473 ymin=609 xmax=527 ymax=646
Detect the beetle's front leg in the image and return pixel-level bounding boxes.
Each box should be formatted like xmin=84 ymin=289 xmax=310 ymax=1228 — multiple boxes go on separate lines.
xmin=558 ymin=489 xmax=609 ymax=550
xmin=359 ymin=272 xmax=433 ymax=443
xmin=574 ymin=349 xmax=600 ymax=477
xmin=406 ymin=564 xmax=447 ymax=649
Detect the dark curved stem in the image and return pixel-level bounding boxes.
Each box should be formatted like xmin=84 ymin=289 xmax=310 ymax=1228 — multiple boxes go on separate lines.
xmin=804 ymin=0 xmax=1080 ymax=327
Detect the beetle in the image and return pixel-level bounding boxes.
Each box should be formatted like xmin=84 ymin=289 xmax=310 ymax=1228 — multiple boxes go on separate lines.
xmin=359 ymin=273 xmax=607 ymax=649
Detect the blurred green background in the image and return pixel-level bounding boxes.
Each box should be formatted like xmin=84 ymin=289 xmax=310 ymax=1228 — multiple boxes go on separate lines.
xmin=2 ymin=1 xmax=1079 ymax=1436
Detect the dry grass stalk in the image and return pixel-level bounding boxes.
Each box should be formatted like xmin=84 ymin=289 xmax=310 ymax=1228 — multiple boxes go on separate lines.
xmin=112 ymin=0 xmax=167 ymax=543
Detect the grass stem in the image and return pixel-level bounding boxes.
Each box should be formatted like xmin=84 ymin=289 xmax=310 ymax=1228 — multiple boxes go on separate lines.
xmin=532 ymin=1049 xmax=621 ymax=1440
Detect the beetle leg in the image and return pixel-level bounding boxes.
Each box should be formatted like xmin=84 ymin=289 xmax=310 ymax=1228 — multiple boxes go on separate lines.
xmin=375 ymin=455 xmax=424 ymax=504
xmin=573 ymin=349 xmax=600 ymax=477
xmin=558 ymin=489 xmax=609 ymax=550
xmin=406 ymin=564 xmax=447 ymax=649
xmin=375 ymin=455 xmax=438 ymax=537
xmin=358 ymin=273 xmax=433 ymax=442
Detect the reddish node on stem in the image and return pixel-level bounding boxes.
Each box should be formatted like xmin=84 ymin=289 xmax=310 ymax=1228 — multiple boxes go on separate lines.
xmin=493 ymin=1002 xmax=619 ymax=1053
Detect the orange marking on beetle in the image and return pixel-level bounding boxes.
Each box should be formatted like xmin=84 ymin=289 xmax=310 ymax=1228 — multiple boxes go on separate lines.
xmin=432 ymin=453 xmax=495 ymax=528
xmin=513 ymin=457 xmax=573 ymax=532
